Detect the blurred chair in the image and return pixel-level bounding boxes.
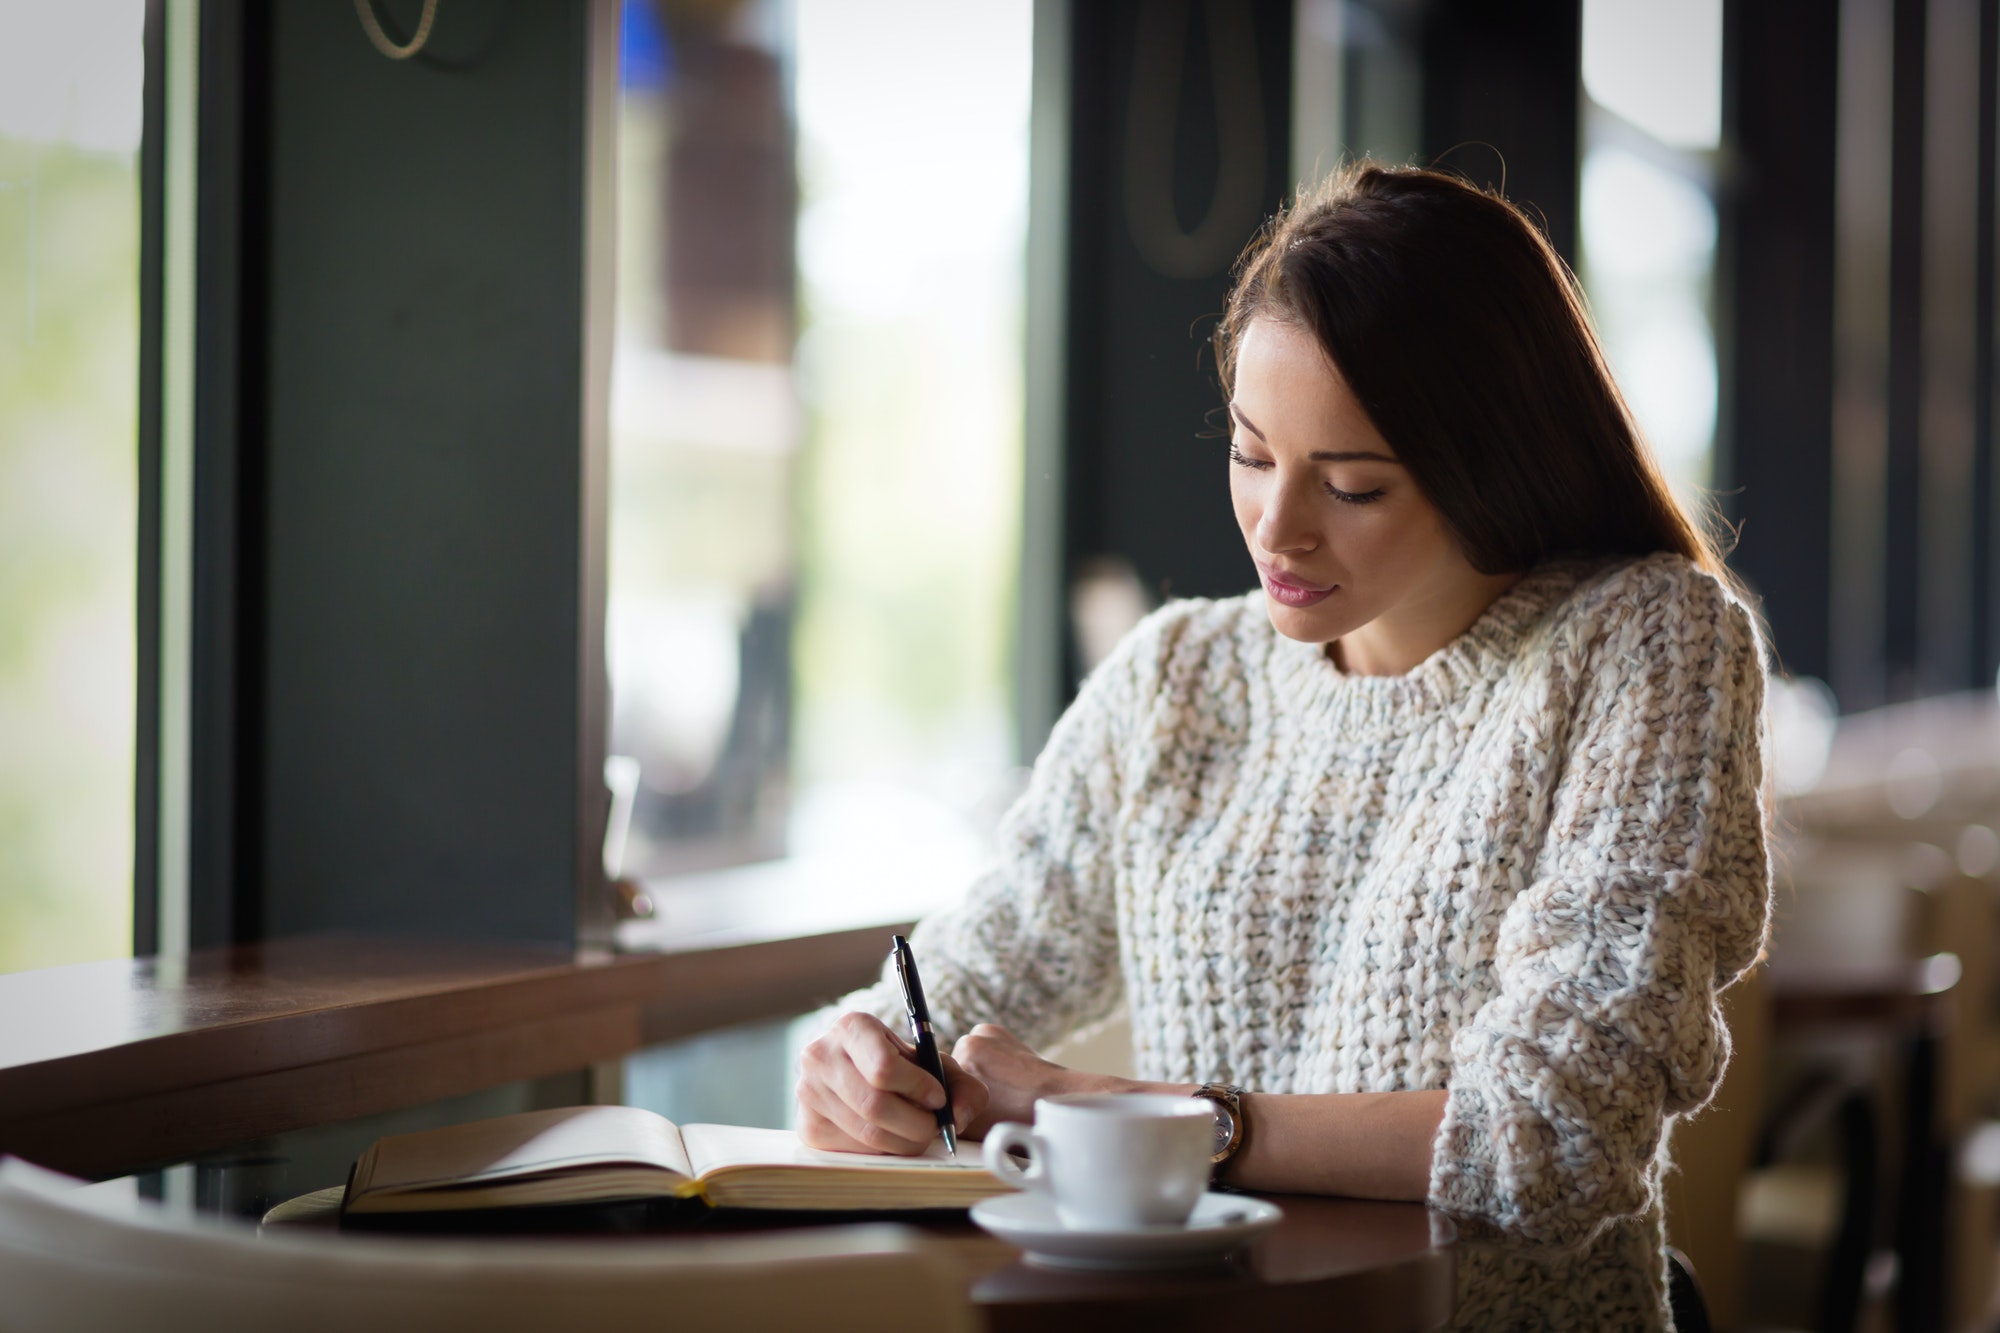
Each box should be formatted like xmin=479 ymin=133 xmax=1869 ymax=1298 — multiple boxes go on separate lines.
xmin=1668 ymin=1247 xmax=1715 ymax=1333
xmin=1749 ymin=712 xmax=2000 ymax=1333
xmin=1665 ymin=965 xmax=1770 ymax=1332
xmin=1747 ymin=951 xmax=1961 ymax=1333
xmin=0 ymin=1158 xmax=974 ymax=1333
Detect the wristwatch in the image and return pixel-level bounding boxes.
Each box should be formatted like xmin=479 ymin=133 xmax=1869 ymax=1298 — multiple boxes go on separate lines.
xmin=1192 ymin=1082 xmax=1247 ymax=1165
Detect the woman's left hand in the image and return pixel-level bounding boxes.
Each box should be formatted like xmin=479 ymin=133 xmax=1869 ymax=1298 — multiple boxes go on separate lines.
xmin=951 ymin=1023 xmax=1126 ymax=1135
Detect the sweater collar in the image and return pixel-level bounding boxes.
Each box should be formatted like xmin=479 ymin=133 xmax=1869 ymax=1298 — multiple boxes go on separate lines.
xmin=1264 ymin=556 xmax=1602 ymax=731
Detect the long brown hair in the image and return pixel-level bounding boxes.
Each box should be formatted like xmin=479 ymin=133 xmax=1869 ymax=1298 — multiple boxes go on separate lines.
xmin=1216 ymin=162 xmax=1731 ymax=582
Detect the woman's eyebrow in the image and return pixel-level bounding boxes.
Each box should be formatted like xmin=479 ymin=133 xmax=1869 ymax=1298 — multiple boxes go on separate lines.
xmin=1228 ymin=402 xmax=1266 ymax=440
xmin=1231 ymin=402 xmax=1403 ymax=465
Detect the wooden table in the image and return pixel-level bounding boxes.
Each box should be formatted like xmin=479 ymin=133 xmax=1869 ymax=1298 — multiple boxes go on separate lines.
xmin=264 ymin=1188 xmax=1456 ymax=1331
xmin=955 ymin=1195 xmax=1454 ymax=1331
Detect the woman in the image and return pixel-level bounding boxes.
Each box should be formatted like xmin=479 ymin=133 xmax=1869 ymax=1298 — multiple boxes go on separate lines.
xmin=795 ymin=163 xmax=1771 ymax=1329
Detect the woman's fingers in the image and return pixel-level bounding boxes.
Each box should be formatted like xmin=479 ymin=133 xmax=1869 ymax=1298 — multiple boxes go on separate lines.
xmin=952 ymin=1023 xmax=1071 ymax=1131
xmin=938 ymin=1051 xmax=990 ymax=1134
xmin=840 ymin=1014 xmax=947 ymax=1108
xmin=796 ymin=1074 xmax=930 ymax=1155
xmin=794 ymin=1091 xmax=869 ymax=1153
xmin=821 ymin=1049 xmax=943 ymax=1152
xmin=796 ymin=1060 xmax=906 ymax=1153
xmin=796 ymin=1012 xmax=952 ymax=1155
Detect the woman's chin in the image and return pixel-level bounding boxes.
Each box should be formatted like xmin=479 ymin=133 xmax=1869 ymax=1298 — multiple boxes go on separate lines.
xmin=1262 ymin=598 xmax=1350 ymax=645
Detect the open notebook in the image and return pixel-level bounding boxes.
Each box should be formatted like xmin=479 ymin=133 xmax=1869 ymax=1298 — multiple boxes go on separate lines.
xmin=343 ymin=1105 xmax=1006 ymax=1214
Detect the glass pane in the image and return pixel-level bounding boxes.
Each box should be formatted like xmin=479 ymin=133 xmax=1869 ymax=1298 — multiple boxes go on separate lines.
xmin=790 ymin=0 xmax=1030 ymax=862
xmin=609 ymin=0 xmax=799 ymax=880
xmin=1581 ymin=0 xmax=1722 ymax=150
xmin=0 ymin=0 xmax=143 ymax=971
xmin=1579 ymin=141 xmax=1718 ymax=507
xmin=606 ymin=0 xmax=1030 ymax=892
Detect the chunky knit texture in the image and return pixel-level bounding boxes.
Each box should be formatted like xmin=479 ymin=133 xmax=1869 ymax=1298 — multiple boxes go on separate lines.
xmin=845 ymin=552 xmax=1772 ymax=1330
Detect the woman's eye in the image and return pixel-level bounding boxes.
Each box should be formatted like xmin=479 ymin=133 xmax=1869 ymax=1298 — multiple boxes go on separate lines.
xmin=1326 ymin=484 xmax=1387 ymax=505
xmin=1231 ymin=445 xmax=1385 ymax=503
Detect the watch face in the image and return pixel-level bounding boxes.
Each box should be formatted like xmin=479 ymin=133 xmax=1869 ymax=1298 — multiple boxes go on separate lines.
xmin=1210 ymin=1104 xmax=1236 ymax=1154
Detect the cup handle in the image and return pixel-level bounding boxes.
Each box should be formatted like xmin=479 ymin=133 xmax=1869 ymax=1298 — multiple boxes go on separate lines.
xmin=981 ymin=1122 xmax=1047 ymax=1193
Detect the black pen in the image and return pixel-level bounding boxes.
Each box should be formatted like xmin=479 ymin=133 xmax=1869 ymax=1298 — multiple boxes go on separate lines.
xmin=890 ymin=934 xmax=958 ymax=1157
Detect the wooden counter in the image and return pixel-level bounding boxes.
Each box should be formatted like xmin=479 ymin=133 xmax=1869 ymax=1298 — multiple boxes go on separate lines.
xmin=0 ymin=878 xmax=924 ymax=1180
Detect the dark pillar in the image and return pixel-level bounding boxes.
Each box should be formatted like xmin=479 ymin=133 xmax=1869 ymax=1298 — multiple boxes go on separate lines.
xmin=1884 ymin=0 xmax=1927 ymax=700
xmin=1418 ymin=0 xmax=1583 ymax=266
xmin=1056 ymin=0 xmax=1297 ymax=693
xmin=186 ymin=0 xmax=268 ymax=947
xmin=1979 ymin=0 xmax=1999 ymax=685
xmin=183 ymin=0 xmax=611 ymax=946
xmin=1719 ymin=0 xmax=1839 ymax=682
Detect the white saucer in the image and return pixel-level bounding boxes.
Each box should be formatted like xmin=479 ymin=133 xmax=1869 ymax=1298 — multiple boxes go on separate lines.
xmin=969 ymin=1191 xmax=1283 ymax=1271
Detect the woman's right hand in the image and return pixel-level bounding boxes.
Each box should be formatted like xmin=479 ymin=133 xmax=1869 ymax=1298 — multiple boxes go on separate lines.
xmin=796 ymin=1011 xmax=989 ymax=1154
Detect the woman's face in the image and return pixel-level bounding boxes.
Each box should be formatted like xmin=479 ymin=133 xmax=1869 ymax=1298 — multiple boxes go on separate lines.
xmin=1228 ymin=316 xmax=1510 ymax=673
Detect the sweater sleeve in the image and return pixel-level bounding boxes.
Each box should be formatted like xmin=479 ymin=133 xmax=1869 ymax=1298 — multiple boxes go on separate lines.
xmin=1428 ymin=560 xmax=1772 ymax=1248
xmin=836 ymin=607 xmax=1180 ymax=1050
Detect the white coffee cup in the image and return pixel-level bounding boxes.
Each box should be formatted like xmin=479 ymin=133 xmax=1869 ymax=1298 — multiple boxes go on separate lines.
xmin=981 ymin=1092 xmax=1215 ymax=1231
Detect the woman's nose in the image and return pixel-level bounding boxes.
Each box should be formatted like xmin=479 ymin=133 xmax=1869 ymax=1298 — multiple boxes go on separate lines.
xmin=1257 ymin=481 xmax=1320 ymax=554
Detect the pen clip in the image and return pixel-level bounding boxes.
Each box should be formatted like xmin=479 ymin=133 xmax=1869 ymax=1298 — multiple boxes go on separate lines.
xmin=891 ymin=935 xmax=927 ymax=1030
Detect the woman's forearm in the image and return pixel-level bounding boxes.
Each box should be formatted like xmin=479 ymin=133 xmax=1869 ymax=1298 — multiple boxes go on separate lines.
xmin=1223 ymin=1089 xmax=1447 ymax=1199
xmin=1091 ymin=1078 xmax=1447 ymax=1201
xmin=971 ymin=1034 xmax=1448 ymax=1202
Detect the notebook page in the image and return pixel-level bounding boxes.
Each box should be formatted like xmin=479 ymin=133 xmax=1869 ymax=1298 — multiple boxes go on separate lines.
xmin=359 ymin=1106 xmax=693 ymax=1195
xmin=680 ymin=1123 xmax=982 ymax=1177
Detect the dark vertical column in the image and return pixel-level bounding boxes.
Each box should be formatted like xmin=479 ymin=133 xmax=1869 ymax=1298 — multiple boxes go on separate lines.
xmin=1916 ymin=0 xmax=1984 ymax=695
xmin=1827 ymin=0 xmax=1997 ymax=705
xmin=1718 ymin=0 xmax=1838 ymax=682
xmin=1057 ymin=0 xmax=1295 ymax=694
xmin=134 ymin=0 xmax=165 ymax=956
xmin=1830 ymin=0 xmax=1896 ymax=711
xmin=186 ymin=0 xmax=268 ymax=947
xmin=242 ymin=0 xmax=600 ymax=940
xmin=1884 ymin=0 xmax=1927 ymax=700
xmin=1981 ymin=0 xmax=1999 ymax=682
xmin=1418 ymin=0 xmax=1582 ymax=266
xmin=1018 ymin=0 xmax=1074 ymax=759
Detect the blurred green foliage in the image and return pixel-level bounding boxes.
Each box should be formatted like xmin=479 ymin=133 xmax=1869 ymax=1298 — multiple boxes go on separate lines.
xmin=793 ymin=308 xmax=1021 ymax=785
xmin=0 ymin=134 xmax=137 ymax=973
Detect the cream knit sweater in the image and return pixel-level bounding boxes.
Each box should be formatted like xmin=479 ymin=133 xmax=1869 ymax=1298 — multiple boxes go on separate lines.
xmin=846 ymin=552 xmax=1771 ymax=1330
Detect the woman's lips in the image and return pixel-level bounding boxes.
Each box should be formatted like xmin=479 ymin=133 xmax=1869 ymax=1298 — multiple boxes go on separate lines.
xmin=1259 ymin=563 xmax=1336 ymax=609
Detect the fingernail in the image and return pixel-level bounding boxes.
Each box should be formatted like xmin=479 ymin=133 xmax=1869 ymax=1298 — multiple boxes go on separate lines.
xmin=926 ymin=1088 xmax=946 ymax=1110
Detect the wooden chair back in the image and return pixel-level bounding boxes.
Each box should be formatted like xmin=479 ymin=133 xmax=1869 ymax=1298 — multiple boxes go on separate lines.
xmin=0 ymin=1159 xmax=975 ymax=1333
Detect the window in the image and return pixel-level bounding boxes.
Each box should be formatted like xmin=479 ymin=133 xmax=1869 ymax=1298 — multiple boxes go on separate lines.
xmin=0 ymin=0 xmax=145 ymax=972
xmin=1578 ymin=0 xmax=1724 ymax=508
xmin=607 ymin=0 xmax=1032 ymax=912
